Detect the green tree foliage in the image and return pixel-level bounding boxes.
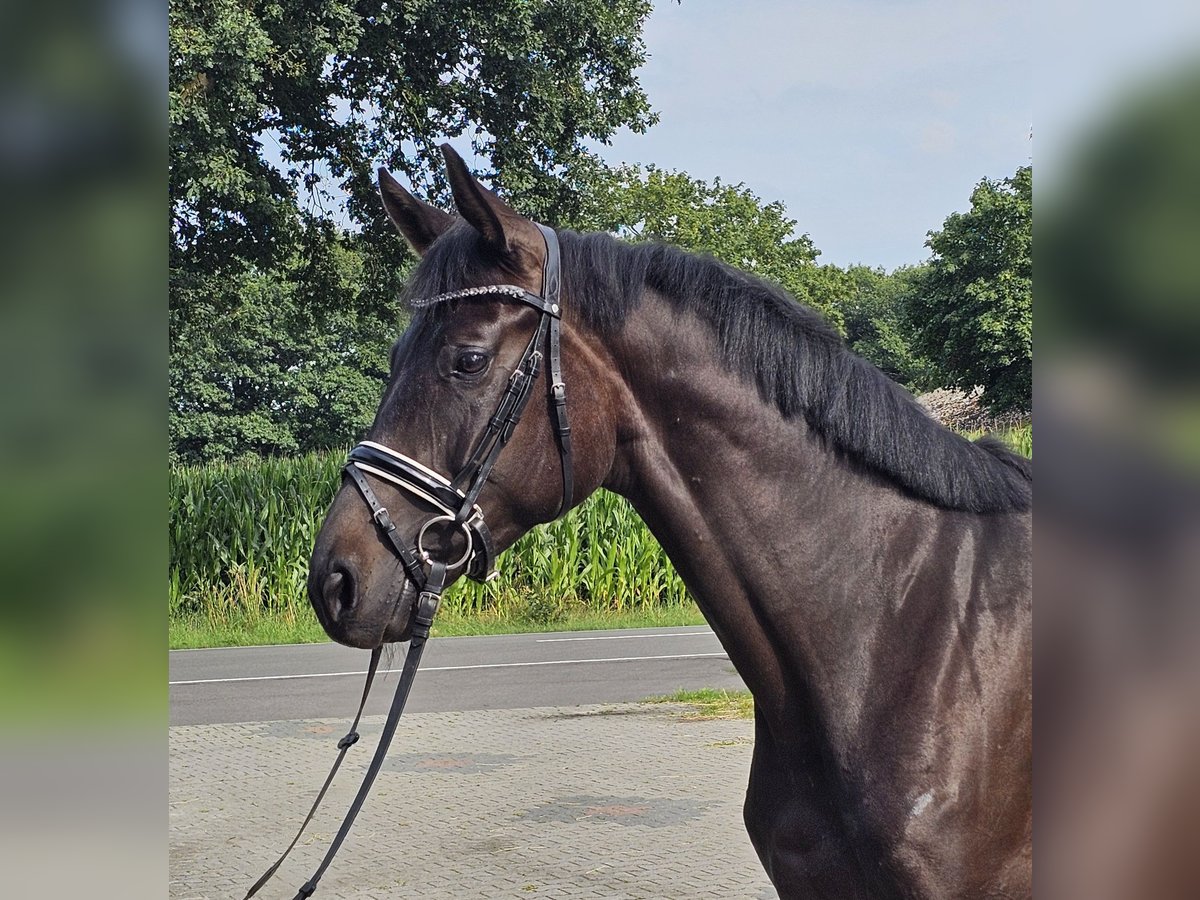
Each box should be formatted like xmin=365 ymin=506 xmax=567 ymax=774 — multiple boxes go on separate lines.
xmin=169 ymin=225 xmax=400 ymax=463
xmin=170 ymin=0 xmax=656 ymax=268
xmin=837 ymin=265 xmax=940 ymax=392
xmin=580 ymin=166 xmax=849 ymax=328
xmin=906 ymin=166 xmax=1032 ymax=414
xmin=170 ymin=0 xmax=657 ymax=462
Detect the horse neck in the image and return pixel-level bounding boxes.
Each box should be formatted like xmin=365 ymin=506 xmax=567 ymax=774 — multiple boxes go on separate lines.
xmin=599 ymin=293 xmax=952 ymax=737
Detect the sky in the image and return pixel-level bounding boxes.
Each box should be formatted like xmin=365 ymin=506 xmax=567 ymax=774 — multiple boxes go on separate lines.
xmin=589 ymin=0 xmax=1032 ymax=270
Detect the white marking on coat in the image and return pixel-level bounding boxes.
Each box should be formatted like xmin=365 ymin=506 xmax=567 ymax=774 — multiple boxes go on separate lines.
xmin=910 ymin=791 xmax=933 ymax=818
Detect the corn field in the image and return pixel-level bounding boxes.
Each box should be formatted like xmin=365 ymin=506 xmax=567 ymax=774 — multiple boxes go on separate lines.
xmin=169 ymin=453 xmax=342 ymax=627
xmin=169 ymin=451 xmax=691 ymax=627
xmin=169 ymin=426 xmax=1030 ymax=629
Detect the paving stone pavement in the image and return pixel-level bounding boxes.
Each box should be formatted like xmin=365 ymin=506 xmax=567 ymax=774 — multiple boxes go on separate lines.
xmin=169 ymin=702 xmax=780 ymax=899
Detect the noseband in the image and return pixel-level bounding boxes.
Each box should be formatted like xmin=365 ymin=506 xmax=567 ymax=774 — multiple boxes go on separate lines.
xmin=245 ymin=223 xmax=573 ymax=900
xmin=341 ymin=222 xmax=573 ymax=590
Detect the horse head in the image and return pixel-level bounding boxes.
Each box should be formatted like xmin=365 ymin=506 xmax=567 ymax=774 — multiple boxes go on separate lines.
xmin=308 ymin=145 xmax=616 ymax=647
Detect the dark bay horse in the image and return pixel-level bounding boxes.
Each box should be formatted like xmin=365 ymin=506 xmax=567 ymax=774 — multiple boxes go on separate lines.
xmin=308 ymin=145 xmax=1032 ymax=898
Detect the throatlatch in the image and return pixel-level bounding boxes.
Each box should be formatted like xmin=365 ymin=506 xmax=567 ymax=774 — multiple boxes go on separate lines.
xmin=244 ymin=224 xmax=572 ymax=899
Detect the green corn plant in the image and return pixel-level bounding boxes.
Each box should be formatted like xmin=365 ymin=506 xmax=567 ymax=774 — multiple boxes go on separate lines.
xmin=169 ymin=429 xmax=1032 ymax=633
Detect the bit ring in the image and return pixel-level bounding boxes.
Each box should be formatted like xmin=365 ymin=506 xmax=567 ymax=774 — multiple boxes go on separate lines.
xmin=415 ymin=515 xmax=474 ymax=571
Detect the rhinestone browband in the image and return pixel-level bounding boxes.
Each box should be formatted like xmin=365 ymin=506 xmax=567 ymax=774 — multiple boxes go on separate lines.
xmin=409 ymin=284 xmax=531 ymax=308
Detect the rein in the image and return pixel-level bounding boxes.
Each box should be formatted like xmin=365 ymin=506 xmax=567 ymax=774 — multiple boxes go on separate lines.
xmin=245 ymin=223 xmax=572 ymax=898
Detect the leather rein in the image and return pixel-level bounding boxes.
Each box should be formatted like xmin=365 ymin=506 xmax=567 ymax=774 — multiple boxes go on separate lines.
xmin=245 ymin=223 xmax=573 ymax=899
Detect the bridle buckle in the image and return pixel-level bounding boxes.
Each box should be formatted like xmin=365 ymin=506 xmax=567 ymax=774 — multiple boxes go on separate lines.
xmin=372 ymin=506 xmax=395 ymax=532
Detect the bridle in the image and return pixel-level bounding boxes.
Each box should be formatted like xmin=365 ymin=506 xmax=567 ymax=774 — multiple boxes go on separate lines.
xmin=245 ymin=223 xmax=573 ymax=899
xmin=343 ymin=221 xmax=573 ymax=589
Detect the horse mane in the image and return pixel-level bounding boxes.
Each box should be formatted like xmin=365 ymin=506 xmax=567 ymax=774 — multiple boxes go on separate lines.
xmin=406 ymin=224 xmax=1032 ymax=514
xmin=556 ymin=230 xmax=1031 ymax=514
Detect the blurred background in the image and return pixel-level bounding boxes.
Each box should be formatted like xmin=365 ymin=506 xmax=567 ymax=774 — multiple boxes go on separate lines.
xmin=1037 ymin=2 xmax=1200 ymax=896
xmin=0 ymin=0 xmax=163 ymax=896
xmin=0 ymin=0 xmax=1197 ymax=895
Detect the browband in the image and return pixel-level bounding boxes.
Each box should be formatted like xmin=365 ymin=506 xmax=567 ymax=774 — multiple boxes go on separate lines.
xmin=410 ymin=282 xmax=562 ymax=317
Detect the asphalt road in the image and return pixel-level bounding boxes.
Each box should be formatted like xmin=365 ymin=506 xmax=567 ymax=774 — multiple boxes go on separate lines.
xmin=169 ymin=625 xmax=746 ymax=725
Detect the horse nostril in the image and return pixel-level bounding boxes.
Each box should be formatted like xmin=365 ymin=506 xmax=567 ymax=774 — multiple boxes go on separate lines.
xmin=323 ymin=564 xmax=357 ymax=620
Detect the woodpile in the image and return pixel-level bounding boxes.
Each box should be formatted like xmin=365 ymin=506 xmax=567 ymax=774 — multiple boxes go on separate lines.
xmin=916 ymin=387 xmax=1028 ymax=432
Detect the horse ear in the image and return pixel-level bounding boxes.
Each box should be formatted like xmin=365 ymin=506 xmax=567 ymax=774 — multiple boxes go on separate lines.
xmin=378 ymin=168 xmax=453 ymax=256
xmin=440 ymin=143 xmax=520 ymax=253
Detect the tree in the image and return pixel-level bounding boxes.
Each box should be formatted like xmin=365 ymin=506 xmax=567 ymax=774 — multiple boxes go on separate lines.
xmin=836 ymin=265 xmax=939 ymax=392
xmin=169 ymin=0 xmax=657 ymax=274
xmin=170 ymin=0 xmax=658 ymax=462
xmin=906 ymin=166 xmax=1032 ymax=414
xmin=169 ymin=225 xmax=399 ymax=463
xmin=579 ymin=166 xmax=849 ymax=328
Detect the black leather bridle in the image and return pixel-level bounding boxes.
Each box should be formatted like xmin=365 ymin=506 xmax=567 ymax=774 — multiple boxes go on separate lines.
xmin=343 ymin=221 xmax=573 ymax=587
xmin=245 ymin=223 xmax=573 ymax=899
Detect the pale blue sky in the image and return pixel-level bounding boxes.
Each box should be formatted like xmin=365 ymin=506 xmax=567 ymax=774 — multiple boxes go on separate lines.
xmin=592 ymin=0 xmax=1031 ymax=269
xmin=276 ymin=0 xmax=1031 ymax=271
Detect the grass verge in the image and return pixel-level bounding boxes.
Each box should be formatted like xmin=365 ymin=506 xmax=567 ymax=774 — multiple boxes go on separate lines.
xmin=645 ymin=688 xmax=755 ymax=720
xmin=170 ymin=601 xmax=707 ymax=649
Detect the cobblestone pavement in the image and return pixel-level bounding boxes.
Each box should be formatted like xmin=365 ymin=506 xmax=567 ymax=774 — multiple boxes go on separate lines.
xmin=169 ymin=702 xmax=779 ymax=899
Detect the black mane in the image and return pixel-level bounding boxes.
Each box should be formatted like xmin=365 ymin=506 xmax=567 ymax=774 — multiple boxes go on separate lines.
xmin=408 ymin=225 xmax=1032 ymax=514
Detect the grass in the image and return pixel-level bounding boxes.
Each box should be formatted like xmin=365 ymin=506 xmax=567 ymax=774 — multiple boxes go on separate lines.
xmin=645 ymin=688 xmax=755 ymax=720
xmin=428 ymin=602 xmax=705 ymax=637
xmin=169 ymin=613 xmax=331 ymax=649
xmin=169 ymin=601 xmax=707 ymax=649
xmin=965 ymin=423 xmax=1032 ymax=457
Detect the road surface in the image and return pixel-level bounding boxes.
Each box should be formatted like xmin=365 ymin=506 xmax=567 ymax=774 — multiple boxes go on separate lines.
xmin=169 ymin=626 xmax=776 ymax=897
xmin=170 ymin=625 xmax=747 ymax=725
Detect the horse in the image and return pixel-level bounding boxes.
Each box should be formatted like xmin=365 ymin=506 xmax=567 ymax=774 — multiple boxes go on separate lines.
xmin=307 ymin=144 xmax=1032 ymax=899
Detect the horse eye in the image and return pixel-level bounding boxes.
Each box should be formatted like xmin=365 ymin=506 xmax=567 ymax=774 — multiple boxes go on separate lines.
xmin=455 ymin=350 xmax=489 ymax=375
